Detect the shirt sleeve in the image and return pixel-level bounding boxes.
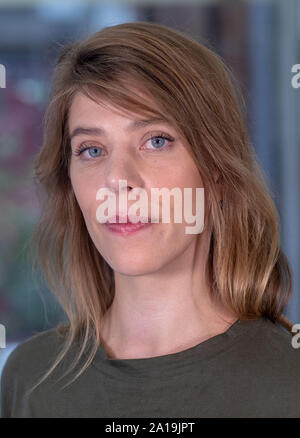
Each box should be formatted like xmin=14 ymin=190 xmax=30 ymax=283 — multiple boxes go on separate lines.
xmin=0 ymin=329 xmax=68 ymax=418
xmin=0 ymin=349 xmax=18 ymax=418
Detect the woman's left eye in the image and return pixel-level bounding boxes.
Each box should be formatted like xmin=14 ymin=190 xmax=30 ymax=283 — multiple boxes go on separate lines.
xmin=144 ymin=134 xmax=174 ymax=151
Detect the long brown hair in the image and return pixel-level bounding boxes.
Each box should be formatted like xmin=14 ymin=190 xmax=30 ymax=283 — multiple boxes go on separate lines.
xmin=28 ymin=21 xmax=293 ymax=393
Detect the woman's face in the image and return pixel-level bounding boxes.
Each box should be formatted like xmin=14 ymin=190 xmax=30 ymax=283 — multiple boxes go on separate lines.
xmin=68 ymin=90 xmax=206 ymax=276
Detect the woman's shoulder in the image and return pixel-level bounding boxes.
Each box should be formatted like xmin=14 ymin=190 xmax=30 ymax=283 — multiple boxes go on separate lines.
xmin=235 ymin=316 xmax=300 ymax=373
xmin=1 ymin=327 xmax=68 ymax=383
xmin=254 ymin=316 xmax=299 ymax=350
xmin=0 ymin=327 xmax=71 ymax=418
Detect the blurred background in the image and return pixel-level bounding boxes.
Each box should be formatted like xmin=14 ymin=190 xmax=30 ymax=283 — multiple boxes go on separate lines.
xmin=0 ymin=0 xmax=300 ymax=380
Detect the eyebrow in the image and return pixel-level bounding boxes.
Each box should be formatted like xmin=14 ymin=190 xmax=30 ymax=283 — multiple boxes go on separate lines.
xmin=69 ymin=117 xmax=167 ymax=141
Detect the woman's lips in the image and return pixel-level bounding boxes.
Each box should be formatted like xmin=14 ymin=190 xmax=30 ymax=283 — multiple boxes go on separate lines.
xmin=104 ymin=221 xmax=153 ymax=235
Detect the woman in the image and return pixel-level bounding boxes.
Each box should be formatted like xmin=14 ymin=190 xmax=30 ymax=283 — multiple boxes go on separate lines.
xmin=1 ymin=21 xmax=299 ymax=418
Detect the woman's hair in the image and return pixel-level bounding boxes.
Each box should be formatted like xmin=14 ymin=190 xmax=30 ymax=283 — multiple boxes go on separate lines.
xmin=28 ymin=21 xmax=294 ymax=393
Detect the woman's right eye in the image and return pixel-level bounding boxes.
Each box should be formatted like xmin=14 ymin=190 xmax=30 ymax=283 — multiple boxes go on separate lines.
xmin=74 ymin=145 xmax=104 ymax=158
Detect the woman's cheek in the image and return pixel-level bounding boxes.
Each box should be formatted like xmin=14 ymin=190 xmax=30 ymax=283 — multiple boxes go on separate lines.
xmin=72 ymin=182 xmax=92 ymax=218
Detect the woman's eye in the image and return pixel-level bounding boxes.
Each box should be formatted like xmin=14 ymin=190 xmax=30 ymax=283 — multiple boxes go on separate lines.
xmin=86 ymin=147 xmax=103 ymax=158
xmin=74 ymin=146 xmax=103 ymax=158
xmin=144 ymin=135 xmax=174 ymax=151
xmin=73 ymin=134 xmax=174 ymax=159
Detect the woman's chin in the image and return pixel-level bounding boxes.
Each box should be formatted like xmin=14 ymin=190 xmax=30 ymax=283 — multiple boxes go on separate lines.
xmin=105 ymin=256 xmax=162 ymax=277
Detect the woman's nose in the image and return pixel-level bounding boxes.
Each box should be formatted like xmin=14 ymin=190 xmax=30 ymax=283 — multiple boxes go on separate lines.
xmin=104 ymin=152 xmax=142 ymax=195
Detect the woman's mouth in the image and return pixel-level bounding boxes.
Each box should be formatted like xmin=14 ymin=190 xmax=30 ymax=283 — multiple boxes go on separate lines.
xmin=104 ymin=221 xmax=153 ymax=235
xmin=103 ymin=214 xmax=154 ymax=236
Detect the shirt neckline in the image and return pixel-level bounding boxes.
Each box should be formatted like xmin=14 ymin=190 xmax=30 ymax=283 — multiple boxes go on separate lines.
xmin=87 ymin=317 xmax=267 ymax=379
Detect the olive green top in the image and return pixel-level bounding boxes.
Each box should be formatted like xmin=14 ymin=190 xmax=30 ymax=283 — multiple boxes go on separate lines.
xmin=1 ymin=316 xmax=300 ymax=418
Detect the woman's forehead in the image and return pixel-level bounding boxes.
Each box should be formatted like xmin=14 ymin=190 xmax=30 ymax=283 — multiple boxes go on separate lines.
xmin=67 ymin=90 xmax=174 ymax=136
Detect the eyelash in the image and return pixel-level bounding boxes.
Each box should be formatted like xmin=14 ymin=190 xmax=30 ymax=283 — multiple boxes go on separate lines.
xmin=73 ymin=133 xmax=174 ymax=157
